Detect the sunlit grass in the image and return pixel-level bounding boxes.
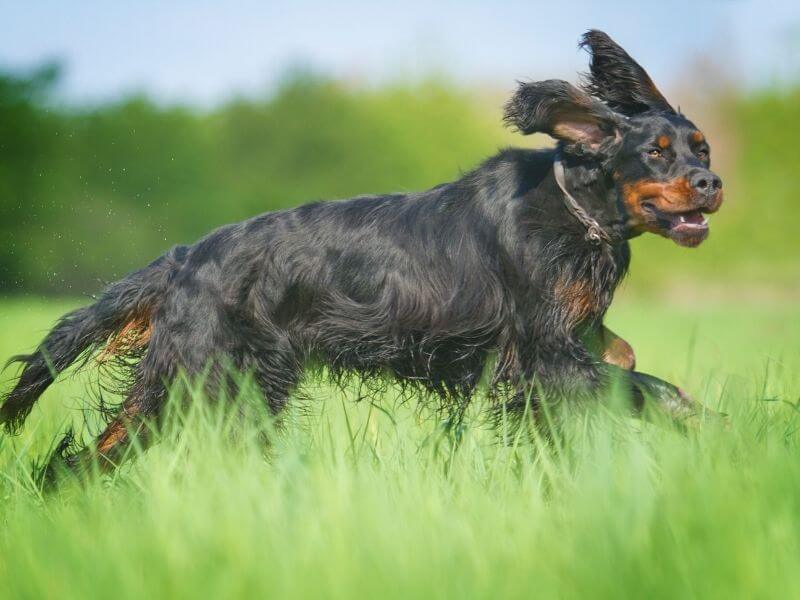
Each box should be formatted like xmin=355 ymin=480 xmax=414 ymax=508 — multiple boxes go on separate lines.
xmin=1 ymin=297 xmax=800 ymax=598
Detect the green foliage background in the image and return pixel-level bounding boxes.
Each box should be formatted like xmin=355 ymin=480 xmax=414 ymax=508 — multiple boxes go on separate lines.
xmin=0 ymin=67 xmax=501 ymax=292
xmin=1 ymin=64 xmax=798 ymax=295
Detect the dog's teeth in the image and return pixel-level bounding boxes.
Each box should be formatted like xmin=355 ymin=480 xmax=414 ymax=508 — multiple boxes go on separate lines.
xmin=679 ymin=215 xmax=687 ymax=223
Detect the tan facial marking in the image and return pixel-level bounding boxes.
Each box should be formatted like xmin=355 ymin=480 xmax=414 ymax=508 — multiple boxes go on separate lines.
xmin=657 ymin=135 xmax=671 ymax=149
xmin=691 ymin=130 xmax=705 ymax=144
xmin=621 ymin=177 xmax=696 ymax=232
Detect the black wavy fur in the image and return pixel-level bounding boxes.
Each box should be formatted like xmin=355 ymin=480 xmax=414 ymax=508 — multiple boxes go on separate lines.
xmin=2 ymin=30 xmax=720 ymax=477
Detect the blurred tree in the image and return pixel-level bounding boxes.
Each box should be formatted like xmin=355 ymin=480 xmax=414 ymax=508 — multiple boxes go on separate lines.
xmin=0 ymin=66 xmax=508 ymax=293
xmin=0 ymin=63 xmax=62 ymax=289
xmin=0 ymin=64 xmax=796 ymax=294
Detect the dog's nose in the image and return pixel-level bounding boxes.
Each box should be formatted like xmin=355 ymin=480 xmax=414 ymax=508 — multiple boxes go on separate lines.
xmin=690 ymin=171 xmax=722 ymax=194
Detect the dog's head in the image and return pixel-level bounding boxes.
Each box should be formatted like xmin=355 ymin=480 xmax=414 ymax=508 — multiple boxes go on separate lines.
xmin=504 ymin=30 xmax=723 ymax=248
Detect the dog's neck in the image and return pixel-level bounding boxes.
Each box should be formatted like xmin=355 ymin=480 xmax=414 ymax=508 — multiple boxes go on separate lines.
xmin=553 ymin=152 xmax=630 ymax=243
xmin=548 ymin=150 xmax=633 ymax=315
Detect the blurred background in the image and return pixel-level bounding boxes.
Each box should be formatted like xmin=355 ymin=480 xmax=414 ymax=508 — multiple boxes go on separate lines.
xmin=1 ymin=0 xmax=798 ymax=300
xmin=4 ymin=6 xmax=800 ymax=595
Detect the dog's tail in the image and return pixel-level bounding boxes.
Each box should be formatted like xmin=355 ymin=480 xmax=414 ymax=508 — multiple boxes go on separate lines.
xmin=0 ymin=246 xmax=187 ymax=433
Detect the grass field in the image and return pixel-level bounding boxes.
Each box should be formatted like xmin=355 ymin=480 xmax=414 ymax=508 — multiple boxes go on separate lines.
xmin=1 ymin=296 xmax=800 ymax=599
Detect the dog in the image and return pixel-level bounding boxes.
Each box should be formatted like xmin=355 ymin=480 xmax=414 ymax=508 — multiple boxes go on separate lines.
xmin=1 ymin=30 xmax=723 ymax=476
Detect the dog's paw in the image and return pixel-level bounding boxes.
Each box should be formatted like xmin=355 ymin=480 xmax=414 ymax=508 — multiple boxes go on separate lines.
xmin=630 ymin=372 xmax=701 ymax=423
xmin=631 ymin=371 xmax=729 ymax=428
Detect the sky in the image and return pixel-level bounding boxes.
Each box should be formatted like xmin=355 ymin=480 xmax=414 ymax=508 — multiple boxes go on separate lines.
xmin=2 ymin=0 xmax=799 ymax=105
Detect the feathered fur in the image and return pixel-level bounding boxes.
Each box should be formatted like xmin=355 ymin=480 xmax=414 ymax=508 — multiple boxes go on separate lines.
xmin=580 ymin=29 xmax=675 ymax=115
xmin=1 ymin=30 xmax=720 ymax=480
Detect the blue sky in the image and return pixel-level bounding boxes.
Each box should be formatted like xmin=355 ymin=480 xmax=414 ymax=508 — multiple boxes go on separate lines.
xmin=2 ymin=1 xmax=799 ymax=105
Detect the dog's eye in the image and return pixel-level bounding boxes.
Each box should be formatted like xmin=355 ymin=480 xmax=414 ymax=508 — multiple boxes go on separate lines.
xmin=696 ymin=150 xmax=708 ymax=160
xmin=647 ymin=148 xmax=662 ymax=158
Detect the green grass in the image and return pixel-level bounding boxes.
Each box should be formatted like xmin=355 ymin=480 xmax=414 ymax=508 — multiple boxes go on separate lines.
xmin=1 ymin=296 xmax=800 ymax=599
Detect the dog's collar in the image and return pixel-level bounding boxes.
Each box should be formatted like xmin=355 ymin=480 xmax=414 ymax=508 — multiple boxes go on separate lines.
xmin=552 ymin=152 xmax=612 ymax=246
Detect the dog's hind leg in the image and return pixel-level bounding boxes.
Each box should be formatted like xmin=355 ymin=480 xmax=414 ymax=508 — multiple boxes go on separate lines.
xmin=39 ymin=293 xmax=218 ymax=484
xmin=40 ymin=376 xmax=166 ymax=486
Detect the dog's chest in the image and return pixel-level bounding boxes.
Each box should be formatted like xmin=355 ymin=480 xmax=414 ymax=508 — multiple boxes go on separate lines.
xmin=551 ymin=245 xmax=626 ymax=329
xmin=553 ymin=277 xmax=604 ymax=328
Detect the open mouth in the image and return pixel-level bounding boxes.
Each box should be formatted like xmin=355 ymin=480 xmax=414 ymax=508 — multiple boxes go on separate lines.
xmin=641 ymin=203 xmax=709 ymax=248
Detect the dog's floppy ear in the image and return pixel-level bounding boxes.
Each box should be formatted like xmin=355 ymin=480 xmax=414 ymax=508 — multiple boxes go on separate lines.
xmin=580 ymin=29 xmax=674 ymax=115
xmin=503 ymin=79 xmax=621 ymax=152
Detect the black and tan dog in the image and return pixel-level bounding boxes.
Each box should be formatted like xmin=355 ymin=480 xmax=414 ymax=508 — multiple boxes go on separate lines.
xmin=1 ymin=30 xmax=723 ymax=474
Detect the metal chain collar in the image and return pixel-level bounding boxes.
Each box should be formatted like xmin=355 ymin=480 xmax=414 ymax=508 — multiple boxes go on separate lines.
xmin=552 ymin=152 xmax=613 ymax=246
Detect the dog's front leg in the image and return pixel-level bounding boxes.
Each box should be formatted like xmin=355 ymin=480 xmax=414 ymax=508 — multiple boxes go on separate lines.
xmin=530 ymin=352 xmax=718 ymax=427
xmin=583 ymin=327 xmax=721 ymax=424
xmin=600 ymin=363 xmax=725 ymax=426
xmin=498 ymin=335 xmax=719 ymax=427
xmin=628 ymin=369 xmax=726 ymax=425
